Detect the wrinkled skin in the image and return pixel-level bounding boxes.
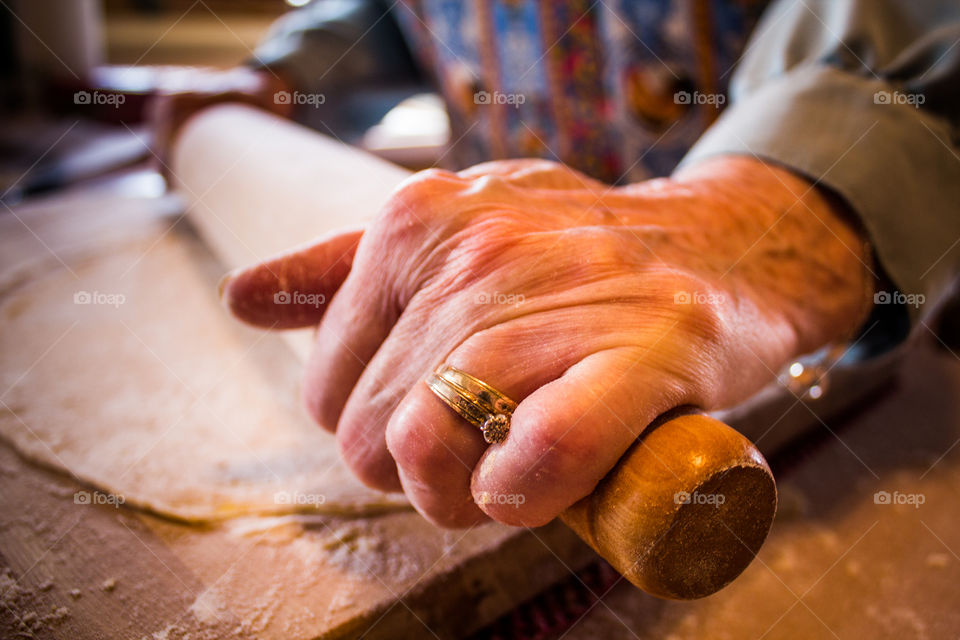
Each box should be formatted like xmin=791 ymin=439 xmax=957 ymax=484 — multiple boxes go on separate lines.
xmin=222 ymin=155 xmax=872 ymax=528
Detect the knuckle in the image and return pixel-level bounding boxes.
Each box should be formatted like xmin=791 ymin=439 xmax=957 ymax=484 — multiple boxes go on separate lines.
xmin=377 ymin=195 xmax=428 ymax=236
xmin=492 ymin=410 xmax=602 ymax=511
xmin=656 ymin=273 xmax=732 ymax=403
xmin=423 ymin=503 xmax=485 ymax=529
xmin=511 ymin=160 xmax=596 ymax=189
xmin=385 ymin=415 xmax=436 ymax=475
xmin=460 ymin=158 xmax=598 ymax=191
xmin=383 ymin=410 xmax=412 ymax=459
xmin=666 ymin=275 xmax=728 ymax=345
xmin=369 ymin=169 xmax=469 ymax=271
xmin=336 ymin=411 xmax=398 ymax=491
xmin=377 ymin=169 xmax=459 ymax=230
xmin=573 ymin=227 xmax=636 ymax=264
xmin=385 ymin=402 xmax=460 ymax=479
xmin=388 ymin=169 xmax=458 ymax=213
xmin=466 ymin=173 xmax=512 ymax=197
xmin=524 ymin=418 xmax=596 ymax=487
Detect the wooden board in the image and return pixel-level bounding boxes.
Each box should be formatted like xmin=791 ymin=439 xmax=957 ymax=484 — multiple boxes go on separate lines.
xmin=0 ymin=174 xmax=594 ymax=639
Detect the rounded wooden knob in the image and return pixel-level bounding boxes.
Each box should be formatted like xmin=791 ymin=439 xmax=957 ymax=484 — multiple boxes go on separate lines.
xmin=560 ymin=410 xmax=777 ymax=600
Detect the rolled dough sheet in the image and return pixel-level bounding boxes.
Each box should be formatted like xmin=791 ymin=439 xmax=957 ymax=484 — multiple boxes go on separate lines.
xmin=0 ymin=219 xmax=408 ymax=522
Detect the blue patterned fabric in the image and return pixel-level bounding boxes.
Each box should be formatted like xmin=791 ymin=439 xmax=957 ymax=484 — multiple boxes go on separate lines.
xmin=393 ymin=0 xmax=766 ymax=182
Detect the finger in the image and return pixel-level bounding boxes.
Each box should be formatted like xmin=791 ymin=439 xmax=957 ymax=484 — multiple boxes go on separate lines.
xmin=220 ymin=227 xmax=363 ymax=329
xmin=299 ymin=170 xmax=469 ymax=432
xmin=472 ymin=348 xmax=688 ymax=527
xmin=385 ymin=383 xmax=489 ymax=528
xmin=361 ymin=307 xmax=613 ymax=517
xmin=319 ymin=296 xmax=440 ymax=490
xmin=382 ymin=335 xmax=563 ymax=527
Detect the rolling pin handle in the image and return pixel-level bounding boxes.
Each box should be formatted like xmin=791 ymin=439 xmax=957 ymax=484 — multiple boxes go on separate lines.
xmin=560 ymin=410 xmax=777 ymax=600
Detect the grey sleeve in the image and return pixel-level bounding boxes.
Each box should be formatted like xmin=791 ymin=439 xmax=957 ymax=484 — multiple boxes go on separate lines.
xmin=679 ymin=0 xmax=960 ymax=325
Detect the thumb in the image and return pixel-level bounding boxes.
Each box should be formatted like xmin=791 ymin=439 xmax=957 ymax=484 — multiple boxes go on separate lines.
xmin=220 ymin=226 xmax=363 ymax=329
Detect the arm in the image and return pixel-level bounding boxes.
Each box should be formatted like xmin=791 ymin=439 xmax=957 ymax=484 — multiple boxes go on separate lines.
xmin=680 ymin=0 xmax=960 ymax=336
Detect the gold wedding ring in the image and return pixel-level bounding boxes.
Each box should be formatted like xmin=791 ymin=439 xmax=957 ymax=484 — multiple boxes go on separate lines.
xmin=425 ymin=366 xmax=517 ymax=444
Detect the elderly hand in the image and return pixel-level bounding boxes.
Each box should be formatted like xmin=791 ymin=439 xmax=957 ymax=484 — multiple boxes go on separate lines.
xmin=221 ymin=156 xmax=872 ymax=528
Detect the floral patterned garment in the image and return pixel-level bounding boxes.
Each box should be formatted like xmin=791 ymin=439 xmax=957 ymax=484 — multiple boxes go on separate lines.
xmin=392 ymin=0 xmax=766 ymax=183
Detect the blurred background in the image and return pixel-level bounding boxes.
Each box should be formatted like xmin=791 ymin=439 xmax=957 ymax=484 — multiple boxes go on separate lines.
xmin=0 ymin=0 xmax=448 ymax=204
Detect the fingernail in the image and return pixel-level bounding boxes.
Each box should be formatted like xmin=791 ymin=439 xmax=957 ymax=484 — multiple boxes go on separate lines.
xmin=217 ymin=272 xmax=233 ymax=301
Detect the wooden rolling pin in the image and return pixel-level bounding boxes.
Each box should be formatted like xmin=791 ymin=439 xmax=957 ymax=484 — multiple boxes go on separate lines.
xmin=171 ymin=105 xmax=777 ymax=600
